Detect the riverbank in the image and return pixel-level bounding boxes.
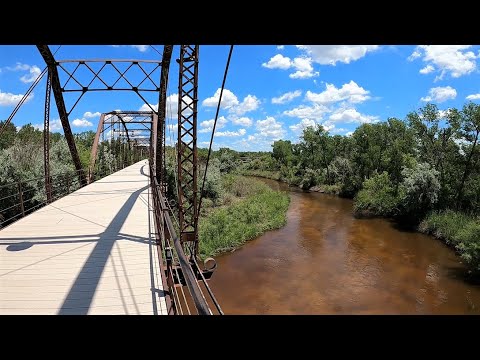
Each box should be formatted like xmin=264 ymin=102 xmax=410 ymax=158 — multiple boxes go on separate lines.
xmin=198 ymin=175 xmax=290 ymax=258
xmin=419 ymin=210 xmax=480 ymax=272
xmin=240 ymin=169 xmax=480 ymax=274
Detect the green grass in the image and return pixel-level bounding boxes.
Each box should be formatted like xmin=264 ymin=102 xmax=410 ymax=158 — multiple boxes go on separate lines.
xmin=238 ymin=169 xmax=281 ymax=181
xmin=419 ymin=210 xmax=480 ymax=271
xmin=198 ymin=177 xmax=290 ymax=258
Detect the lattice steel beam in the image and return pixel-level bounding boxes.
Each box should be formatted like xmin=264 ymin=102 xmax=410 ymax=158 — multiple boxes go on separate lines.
xmin=177 ymin=45 xmax=199 ymax=256
xmin=156 ymin=45 xmax=173 ymax=188
xmin=37 ymin=45 xmax=87 ymax=186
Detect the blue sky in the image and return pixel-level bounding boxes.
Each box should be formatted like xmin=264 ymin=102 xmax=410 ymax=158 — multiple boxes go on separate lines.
xmin=1 ymin=45 xmax=480 ymax=151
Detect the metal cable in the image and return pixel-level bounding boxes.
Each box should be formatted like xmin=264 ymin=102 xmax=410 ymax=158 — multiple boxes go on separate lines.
xmin=197 ymin=45 xmax=234 ymax=217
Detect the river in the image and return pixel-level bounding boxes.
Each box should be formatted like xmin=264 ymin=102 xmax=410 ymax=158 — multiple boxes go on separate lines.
xmin=208 ymin=178 xmax=480 ymax=314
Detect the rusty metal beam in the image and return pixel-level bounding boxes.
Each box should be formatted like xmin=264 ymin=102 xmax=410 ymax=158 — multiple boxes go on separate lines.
xmin=43 ymin=70 xmax=53 ymax=203
xmin=156 ymin=45 xmax=173 ymax=185
xmin=36 ymin=45 xmax=87 ymax=186
xmin=89 ymin=113 xmax=105 ymax=183
xmin=177 ymin=45 xmax=199 ymax=257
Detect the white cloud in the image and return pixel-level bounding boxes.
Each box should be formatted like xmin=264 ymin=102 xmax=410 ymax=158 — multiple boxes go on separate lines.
xmin=421 ymin=86 xmax=457 ymax=103
xmin=202 ymin=88 xmax=239 ymax=109
xmin=289 ymin=57 xmax=318 ymax=79
xmin=329 ymin=108 xmax=379 ymax=124
xmin=231 ymin=117 xmax=253 ymax=127
xmin=33 ymin=119 xmax=62 ymax=132
xmin=72 ymin=118 xmax=93 ymax=127
xmin=83 ymin=111 xmax=101 ymax=118
xmin=283 ymin=104 xmax=330 ymax=120
xmin=466 ymin=93 xmax=480 ymax=100
xmin=262 ymin=54 xmax=319 ymax=79
xmin=409 ymin=45 xmax=478 ymax=80
xmin=199 ymin=116 xmax=228 ymax=133
xmin=296 ymin=45 xmax=380 ymax=65
xmin=277 ymin=45 xmax=285 ymax=50
xmin=256 ymin=116 xmax=286 ymax=139
xmin=233 ymin=94 xmax=260 ymax=115
xmin=139 ymin=93 xmax=182 ymax=118
xmin=216 ymin=129 xmax=247 ymax=137
xmin=111 ymin=45 xmax=149 ymax=52
xmin=272 ymin=90 xmax=302 ymax=104
xmin=4 ymin=63 xmax=42 ymax=83
xmin=262 ymin=54 xmax=292 ymax=70
xmin=305 ymin=80 xmax=371 ymax=104
xmin=202 ymin=89 xmax=260 ymax=116
xmin=289 ymin=118 xmax=317 ymax=133
xmin=0 ymin=89 xmax=34 ymax=106
xmin=419 ymin=64 xmax=435 ymax=74
xmin=20 ymin=65 xmax=41 ymax=83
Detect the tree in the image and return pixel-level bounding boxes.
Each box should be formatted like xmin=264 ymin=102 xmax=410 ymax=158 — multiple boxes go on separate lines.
xmin=0 ymin=120 xmax=17 ymax=150
xmin=272 ymin=140 xmax=293 ymax=168
xmin=399 ymin=162 xmax=440 ymax=217
xmin=456 ymin=102 xmax=480 ymax=209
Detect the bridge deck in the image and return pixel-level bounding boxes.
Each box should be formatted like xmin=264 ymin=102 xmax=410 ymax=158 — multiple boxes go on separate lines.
xmin=0 ymin=160 xmax=167 ymax=315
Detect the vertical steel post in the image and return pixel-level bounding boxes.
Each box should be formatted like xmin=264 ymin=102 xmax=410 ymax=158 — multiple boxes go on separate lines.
xmin=177 ymin=45 xmax=199 ymax=257
xmin=44 ymin=70 xmax=53 ymax=203
xmin=17 ymin=182 xmax=25 ymax=217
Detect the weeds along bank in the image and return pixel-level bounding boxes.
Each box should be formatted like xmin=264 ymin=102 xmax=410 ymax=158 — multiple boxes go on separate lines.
xmin=197 ymin=174 xmax=290 ymax=258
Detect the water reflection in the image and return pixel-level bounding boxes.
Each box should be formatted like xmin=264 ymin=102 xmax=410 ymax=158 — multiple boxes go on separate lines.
xmin=209 ymin=178 xmax=480 ymax=314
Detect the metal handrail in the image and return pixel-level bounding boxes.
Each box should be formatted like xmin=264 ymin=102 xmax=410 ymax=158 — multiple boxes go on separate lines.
xmin=149 ymin=162 xmax=222 ymax=315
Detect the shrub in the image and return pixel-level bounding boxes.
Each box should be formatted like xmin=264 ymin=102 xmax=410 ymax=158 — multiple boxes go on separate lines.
xmin=354 ymin=172 xmax=400 ymax=217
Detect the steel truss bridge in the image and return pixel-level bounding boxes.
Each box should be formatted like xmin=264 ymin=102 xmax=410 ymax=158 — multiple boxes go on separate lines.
xmin=0 ymin=45 xmax=230 ymax=315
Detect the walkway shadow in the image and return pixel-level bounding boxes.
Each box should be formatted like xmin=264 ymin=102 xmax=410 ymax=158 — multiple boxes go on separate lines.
xmin=57 ymin=184 xmax=149 ymax=314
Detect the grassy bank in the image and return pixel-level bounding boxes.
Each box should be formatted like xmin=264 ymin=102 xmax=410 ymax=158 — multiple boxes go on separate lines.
xmin=198 ymin=176 xmax=290 ymax=258
xmin=239 ymin=169 xmax=281 ymax=181
xmin=419 ymin=210 xmax=480 ymax=272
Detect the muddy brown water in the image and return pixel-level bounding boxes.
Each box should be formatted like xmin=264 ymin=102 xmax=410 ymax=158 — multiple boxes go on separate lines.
xmin=208 ymin=178 xmax=480 ymax=314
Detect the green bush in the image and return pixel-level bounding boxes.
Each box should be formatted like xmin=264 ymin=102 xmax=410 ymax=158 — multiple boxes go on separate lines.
xmin=354 ymin=172 xmax=400 ymax=217
xmin=198 ymin=180 xmax=290 ymax=258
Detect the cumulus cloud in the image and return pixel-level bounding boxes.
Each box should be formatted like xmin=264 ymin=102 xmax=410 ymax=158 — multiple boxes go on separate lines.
xmin=328 ymin=108 xmax=379 ymax=124
xmin=256 ymin=116 xmax=286 ymax=139
xmin=296 ymin=45 xmax=380 ymax=65
xmin=216 ymin=129 xmax=247 ymax=137
xmin=231 ymin=117 xmax=253 ymax=127
xmin=262 ymin=54 xmax=319 ymax=79
xmin=72 ymin=118 xmax=93 ymax=127
xmin=111 ymin=45 xmax=149 ymax=52
xmin=199 ymin=116 xmax=228 ymax=133
xmin=233 ymin=94 xmax=260 ymax=115
xmin=277 ymin=45 xmax=285 ymax=50
xmin=283 ymin=104 xmax=330 ymax=120
xmin=409 ymin=45 xmax=478 ymax=80
xmin=466 ymin=93 xmax=480 ymax=100
xmin=272 ymin=90 xmax=302 ymax=104
xmin=289 ymin=118 xmax=317 ymax=133
xmin=202 ymin=89 xmax=260 ymax=116
xmin=305 ymin=81 xmax=371 ymax=104
xmin=139 ymin=93 xmax=183 ymax=117
xmin=5 ymin=63 xmax=42 ymax=83
xmin=421 ymin=86 xmax=457 ymax=103
xmin=202 ymin=88 xmax=239 ymax=109
xmin=419 ymin=65 xmax=435 ymax=74
xmin=83 ymin=111 xmax=101 ymax=118
xmin=33 ymin=119 xmax=63 ymax=132
xmin=0 ymin=89 xmax=34 ymax=106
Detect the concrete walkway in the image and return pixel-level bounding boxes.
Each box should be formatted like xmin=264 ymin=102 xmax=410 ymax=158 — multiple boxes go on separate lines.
xmin=0 ymin=160 xmax=167 ymax=315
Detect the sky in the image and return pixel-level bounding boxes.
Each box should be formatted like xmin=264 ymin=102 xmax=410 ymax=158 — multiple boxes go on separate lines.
xmin=1 ymin=45 xmax=480 ymax=151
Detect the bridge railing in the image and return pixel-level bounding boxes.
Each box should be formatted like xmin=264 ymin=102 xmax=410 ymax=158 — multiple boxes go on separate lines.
xmin=149 ymin=163 xmax=223 ymax=315
xmin=0 ymin=158 xmax=146 ymax=230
